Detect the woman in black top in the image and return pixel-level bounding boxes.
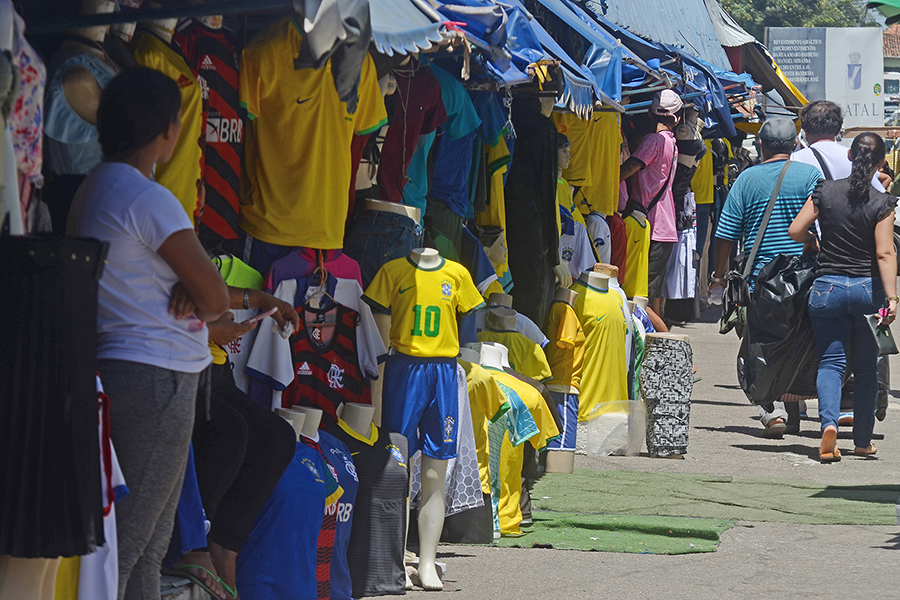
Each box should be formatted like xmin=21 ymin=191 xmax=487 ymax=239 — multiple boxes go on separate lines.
xmin=790 ymin=132 xmax=897 ymax=462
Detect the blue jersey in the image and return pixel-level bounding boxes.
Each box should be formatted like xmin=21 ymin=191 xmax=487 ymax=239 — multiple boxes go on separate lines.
xmin=235 ymin=442 xmax=329 ymax=600
xmin=318 ymin=432 xmax=359 ymax=600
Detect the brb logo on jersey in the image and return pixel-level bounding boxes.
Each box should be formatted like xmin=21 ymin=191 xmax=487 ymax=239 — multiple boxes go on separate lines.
xmin=443 ymin=416 xmax=456 ymax=443
xmin=206 ymin=116 xmax=244 ymax=145
xmin=386 ymin=444 xmax=407 ymax=469
xmin=441 ymin=279 xmax=453 ymax=301
xmin=327 ymin=364 xmax=345 ymax=389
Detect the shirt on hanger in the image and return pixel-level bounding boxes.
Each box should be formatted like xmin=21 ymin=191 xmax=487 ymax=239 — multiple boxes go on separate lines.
xmin=239 ymin=17 xmax=388 ymax=248
xmin=559 ymin=208 xmax=597 ymax=278
xmin=212 ymin=255 xmax=264 ymax=369
xmin=362 ymin=256 xmax=485 ymax=358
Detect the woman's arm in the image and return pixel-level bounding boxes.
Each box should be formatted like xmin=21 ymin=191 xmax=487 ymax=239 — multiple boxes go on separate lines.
xmin=226 ymin=286 xmax=300 ymax=331
xmin=157 ymin=230 xmax=229 ymax=322
xmin=788 ymin=198 xmax=818 ymax=244
xmin=874 ymin=212 xmax=898 ymax=322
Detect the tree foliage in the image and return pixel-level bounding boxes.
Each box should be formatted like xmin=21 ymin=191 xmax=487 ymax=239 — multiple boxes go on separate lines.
xmin=722 ymin=0 xmax=877 ymax=42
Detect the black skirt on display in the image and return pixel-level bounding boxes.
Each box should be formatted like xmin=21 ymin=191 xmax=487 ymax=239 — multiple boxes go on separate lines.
xmin=0 ymin=233 xmax=108 ymax=557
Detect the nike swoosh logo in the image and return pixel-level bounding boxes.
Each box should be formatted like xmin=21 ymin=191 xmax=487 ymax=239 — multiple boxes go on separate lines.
xmin=296 ymin=98 xmax=311 ymax=105
xmin=596 ymin=315 xmax=606 ymax=322
xmin=351 ymin=452 xmax=360 ymax=456
xmin=399 ymin=286 xmax=415 ymax=294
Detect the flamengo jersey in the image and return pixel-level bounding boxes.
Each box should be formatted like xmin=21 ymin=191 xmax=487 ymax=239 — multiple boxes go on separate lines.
xmin=317 ymin=432 xmax=359 ymax=600
xmin=302 ymin=435 xmax=345 ymax=600
xmin=362 ymin=256 xmax=485 ymax=358
xmin=324 ymin=420 xmax=409 ymax=598
xmin=174 ymin=20 xmax=244 ymax=243
xmin=132 ymin=30 xmax=204 ymax=223
xmin=236 ymin=442 xmax=336 ymax=600
xmin=282 ymin=305 xmax=371 ymax=423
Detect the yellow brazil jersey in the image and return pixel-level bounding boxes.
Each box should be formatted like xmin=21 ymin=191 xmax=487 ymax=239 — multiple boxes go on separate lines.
xmin=459 ymin=359 xmax=510 ymax=494
xmin=133 ymin=30 xmax=204 ymax=222
xmin=622 ymin=214 xmax=650 ymax=298
xmin=477 ymin=328 xmax=552 ymax=382
xmin=576 ymin=111 xmax=622 ymax=216
xmin=556 ymin=178 xmax=587 ymax=234
xmin=239 ymin=17 xmax=388 ymax=249
xmin=572 ymin=279 xmax=628 ymax=421
xmin=692 ymin=140 xmax=715 ymax=205
xmin=551 ymin=112 xmax=593 ymax=186
xmin=485 ymin=367 xmax=559 ymax=451
xmin=362 ymin=256 xmax=485 ymax=358
xmin=477 ymin=139 xmax=512 ymax=285
xmin=543 ymin=301 xmax=586 ymax=392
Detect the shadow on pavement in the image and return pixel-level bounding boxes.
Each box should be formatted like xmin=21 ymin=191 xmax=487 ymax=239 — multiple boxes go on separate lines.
xmin=874 ymin=531 xmax=900 ymax=550
xmin=812 ymin=484 xmax=900 ymax=505
xmin=690 ymin=398 xmax=751 ymax=407
xmin=732 ymin=443 xmax=817 ymax=458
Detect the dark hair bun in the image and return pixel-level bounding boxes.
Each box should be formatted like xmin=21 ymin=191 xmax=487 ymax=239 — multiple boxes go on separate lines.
xmin=97 ymin=68 xmax=182 ymax=159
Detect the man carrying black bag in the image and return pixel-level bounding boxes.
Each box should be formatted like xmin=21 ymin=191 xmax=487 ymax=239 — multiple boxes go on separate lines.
xmin=708 ymin=118 xmax=822 ymax=438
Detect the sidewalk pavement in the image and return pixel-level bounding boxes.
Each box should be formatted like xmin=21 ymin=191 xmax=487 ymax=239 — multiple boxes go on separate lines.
xmin=386 ymin=308 xmax=900 ymax=600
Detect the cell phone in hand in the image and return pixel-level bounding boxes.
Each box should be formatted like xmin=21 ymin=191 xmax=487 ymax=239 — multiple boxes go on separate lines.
xmin=242 ymin=307 xmax=278 ymax=325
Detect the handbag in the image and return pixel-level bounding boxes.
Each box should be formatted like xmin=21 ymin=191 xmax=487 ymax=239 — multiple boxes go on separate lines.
xmin=866 ymin=314 xmax=899 ymax=356
xmin=719 ymin=160 xmax=793 ymax=337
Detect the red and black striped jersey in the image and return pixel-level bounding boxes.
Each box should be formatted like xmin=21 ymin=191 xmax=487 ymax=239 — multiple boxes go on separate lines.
xmin=173 ymin=20 xmax=243 ymax=246
xmin=282 ymin=304 xmax=372 ymax=423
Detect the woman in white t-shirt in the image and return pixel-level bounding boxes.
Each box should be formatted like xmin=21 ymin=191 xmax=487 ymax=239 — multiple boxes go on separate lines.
xmin=68 ymin=68 xmax=229 ymax=600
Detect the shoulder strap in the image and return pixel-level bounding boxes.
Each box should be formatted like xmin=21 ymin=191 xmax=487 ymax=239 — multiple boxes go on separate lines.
xmin=644 ymin=137 xmax=678 ymax=215
xmin=743 ymin=160 xmax=793 ymax=279
xmin=809 ymin=146 xmax=833 ymax=180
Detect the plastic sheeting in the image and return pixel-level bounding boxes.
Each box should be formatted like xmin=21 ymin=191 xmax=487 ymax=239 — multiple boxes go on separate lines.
xmin=370 ymin=0 xmax=446 ymax=55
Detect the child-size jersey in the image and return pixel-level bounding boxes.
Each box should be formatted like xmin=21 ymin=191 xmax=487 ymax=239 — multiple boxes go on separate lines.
xmin=458 ymin=360 xmax=510 ymax=494
xmin=236 ymin=442 xmax=337 ymax=600
xmin=543 ymin=300 xmax=586 ymax=392
xmin=317 ymin=432 xmax=359 ymax=600
xmin=362 ymin=256 xmax=485 ymax=357
xmin=282 ymin=305 xmax=371 ymax=423
xmin=572 ymin=279 xmax=628 ymax=420
xmin=239 ymin=16 xmax=387 ymax=249
xmin=132 ymin=30 xmax=204 ymax=222
xmin=301 ymin=435 xmax=345 ymax=600
xmin=173 ymin=20 xmax=243 ymax=243
xmin=324 ymin=420 xmax=409 ymax=598
xmin=476 ymin=328 xmax=552 ymax=382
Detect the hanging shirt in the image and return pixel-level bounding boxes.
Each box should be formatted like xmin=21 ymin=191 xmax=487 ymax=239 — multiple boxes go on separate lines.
xmin=458 ymin=359 xmax=510 ymax=494
xmin=574 ymin=111 xmax=623 ymax=216
xmin=571 ymin=278 xmax=628 ymax=421
xmin=301 ymin=434 xmax=344 ymax=600
xmin=379 ymin=62 xmax=447 ymax=203
xmin=173 ymin=19 xmax=244 ymax=241
xmin=401 ymin=130 xmax=437 ymax=215
xmin=132 ymin=30 xmax=205 ymax=222
xmin=239 ymin=16 xmax=388 ymax=248
xmin=543 ymin=300 xmax=586 ymax=393
xmin=476 ymin=328 xmax=552 ymax=382
xmin=559 ymin=207 xmax=597 ymax=278
xmin=324 ymin=420 xmax=409 ymax=598
xmin=477 ymin=137 xmax=513 ymax=291
xmin=235 ymin=442 xmax=336 ymax=600
xmin=281 ymin=304 xmax=372 ymax=423
xmin=265 ymin=248 xmax=363 ymax=293
xmin=551 ymin=112 xmax=592 ymax=186
xmin=313 ymin=431 xmax=359 ymax=600
xmin=213 ymin=256 xmax=264 ymax=388
xmin=584 ymin=212 xmax=612 ymax=264
xmin=692 ymin=140 xmax=715 ymax=205
xmin=485 ymin=367 xmax=558 ymax=451
xmin=362 ymin=256 xmax=485 ymax=358
xmin=9 ymin=12 xmax=46 ymax=185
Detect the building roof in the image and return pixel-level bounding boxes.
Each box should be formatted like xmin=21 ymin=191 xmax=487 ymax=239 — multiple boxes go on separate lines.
xmin=885 ymin=24 xmax=900 ymax=58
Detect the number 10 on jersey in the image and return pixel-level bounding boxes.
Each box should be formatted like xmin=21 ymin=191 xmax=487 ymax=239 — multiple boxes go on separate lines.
xmin=410 ymin=305 xmax=441 ymax=337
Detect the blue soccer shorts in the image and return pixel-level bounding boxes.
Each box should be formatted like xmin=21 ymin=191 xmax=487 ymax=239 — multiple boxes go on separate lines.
xmin=547 ymin=391 xmax=579 ymax=451
xmin=382 ymin=353 xmax=458 ymax=460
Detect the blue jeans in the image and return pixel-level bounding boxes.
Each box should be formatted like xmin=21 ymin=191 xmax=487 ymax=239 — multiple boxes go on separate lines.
xmin=343 ymin=210 xmax=423 ymax=288
xmin=808 ymin=275 xmax=881 ymax=447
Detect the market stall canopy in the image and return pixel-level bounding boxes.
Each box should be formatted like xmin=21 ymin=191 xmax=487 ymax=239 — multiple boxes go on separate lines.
xmin=869 ymin=1 xmax=900 ymax=26
xmin=369 ymin=0 xmax=446 ymax=55
xmin=584 ymin=0 xmax=732 ymax=71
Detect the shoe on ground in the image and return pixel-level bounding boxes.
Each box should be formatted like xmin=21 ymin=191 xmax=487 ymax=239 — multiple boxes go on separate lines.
xmin=838 ymin=412 xmax=853 ymax=427
xmin=761 ymin=418 xmax=786 ymax=439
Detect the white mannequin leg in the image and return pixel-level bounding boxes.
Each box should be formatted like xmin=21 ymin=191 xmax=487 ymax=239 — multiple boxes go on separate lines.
xmin=417 ymin=456 xmax=447 ymax=590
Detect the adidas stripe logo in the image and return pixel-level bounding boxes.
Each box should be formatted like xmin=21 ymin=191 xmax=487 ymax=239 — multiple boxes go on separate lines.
xmin=200 ymin=55 xmax=215 ymax=71
xmin=297 ymin=362 xmax=312 ymax=376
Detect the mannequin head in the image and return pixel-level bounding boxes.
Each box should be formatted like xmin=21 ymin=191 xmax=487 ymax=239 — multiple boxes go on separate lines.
xmin=464 ymin=342 xmax=505 ymax=370
xmin=539 ymin=96 xmax=555 ymax=118
xmin=557 ymin=132 xmax=571 ymax=173
xmin=457 ymin=347 xmax=481 ymax=364
xmin=483 ymin=233 xmax=508 ymax=270
xmin=276 ymin=407 xmax=305 ymax=440
xmin=289 ymin=405 xmax=323 ymax=438
xmin=110 ymin=21 xmax=137 ymax=43
xmin=75 ymin=0 xmax=116 ymax=43
xmin=577 ymin=271 xmax=609 ymax=290
xmin=486 ymin=307 xmax=517 ymax=331
xmin=633 ymin=296 xmax=649 ymax=311
xmin=97 ymin=68 xmax=183 ymax=168
xmin=487 ymin=292 xmax=513 ymax=309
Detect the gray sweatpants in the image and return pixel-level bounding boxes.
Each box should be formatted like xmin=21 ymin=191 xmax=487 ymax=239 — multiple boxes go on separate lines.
xmin=99 ymin=360 xmax=199 ymax=600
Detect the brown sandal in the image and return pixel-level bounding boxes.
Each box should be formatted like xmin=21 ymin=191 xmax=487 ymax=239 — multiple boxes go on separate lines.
xmin=853 ymin=444 xmax=877 ymax=456
xmin=819 ymin=426 xmax=841 ymax=463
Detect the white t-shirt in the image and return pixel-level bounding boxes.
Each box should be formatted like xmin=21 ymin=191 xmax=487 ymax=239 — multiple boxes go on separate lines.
xmin=792 ymin=140 xmax=885 ymax=190
xmin=73 ymin=162 xmax=211 ymax=372
xmin=584 ymin=212 xmax=612 ymax=264
xmin=560 ymin=220 xmax=597 ymax=279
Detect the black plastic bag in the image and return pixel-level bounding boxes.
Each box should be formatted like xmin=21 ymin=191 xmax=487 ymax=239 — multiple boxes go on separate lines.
xmin=737 ymin=254 xmax=819 ymax=405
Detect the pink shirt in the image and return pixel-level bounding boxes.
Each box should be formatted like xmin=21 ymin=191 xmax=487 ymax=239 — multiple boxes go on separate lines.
xmin=632 ymin=130 xmax=678 ymax=243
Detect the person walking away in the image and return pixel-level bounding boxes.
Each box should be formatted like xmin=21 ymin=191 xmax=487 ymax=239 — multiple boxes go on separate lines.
xmin=708 ymin=117 xmax=822 ymax=439
xmin=68 ymin=68 xmax=230 ymax=600
xmin=789 ymin=132 xmax=897 ymax=462
xmin=620 ymin=90 xmax=681 ymax=320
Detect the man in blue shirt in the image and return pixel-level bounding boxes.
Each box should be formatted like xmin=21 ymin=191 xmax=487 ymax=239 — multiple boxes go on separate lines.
xmin=709 ymin=117 xmax=822 ymax=439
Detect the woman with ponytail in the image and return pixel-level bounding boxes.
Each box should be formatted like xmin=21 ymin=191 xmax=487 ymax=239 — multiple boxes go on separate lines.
xmin=790 ymin=132 xmax=898 ymax=462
